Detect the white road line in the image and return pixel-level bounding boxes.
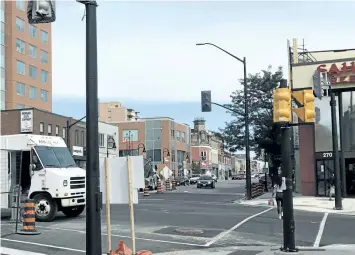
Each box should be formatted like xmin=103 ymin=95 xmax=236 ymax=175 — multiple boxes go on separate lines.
xmin=1 ymin=238 xmax=86 ymax=253
xmin=0 ymin=247 xmax=47 ymax=255
xmin=20 ymin=225 xmax=206 ymax=247
xmin=204 ymin=207 xmax=273 ymax=247
xmin=313 ymin=212 xmax=328 ymax=248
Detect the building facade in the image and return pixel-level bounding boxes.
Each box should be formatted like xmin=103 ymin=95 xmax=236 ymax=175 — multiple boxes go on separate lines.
xmin=99 ymin=101 xmax=138 ymax=123
xmin=291 ymin=38 xmax=355 ymax=197
xmin=115 ymin=117 xmax=191 ymax=177
xmin=1 ymin=108 xmax=119 ymax=169
xmin=3 ymin=0 xmax=52 ymax=111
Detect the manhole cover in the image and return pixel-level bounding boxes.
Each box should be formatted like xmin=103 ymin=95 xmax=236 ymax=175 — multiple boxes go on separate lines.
xmin=174 ymin=228 xmax=204 ymax=235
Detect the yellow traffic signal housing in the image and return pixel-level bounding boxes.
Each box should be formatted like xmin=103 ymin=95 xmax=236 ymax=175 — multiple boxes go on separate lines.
xmin=273 ymin=88 xmax=292 ymax=123
xmin=292 ymin=89 xmax=315 ymax=123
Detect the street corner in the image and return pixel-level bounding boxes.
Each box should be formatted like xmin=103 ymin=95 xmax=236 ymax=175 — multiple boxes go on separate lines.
xmin=234 ymin=198 xmax=271 ymax=208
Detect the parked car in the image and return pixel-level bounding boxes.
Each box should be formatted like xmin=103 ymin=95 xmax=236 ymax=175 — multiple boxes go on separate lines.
xmin=197 ymin=175 xmax=215 ymax=189
xmin=190 ymin=174 xmax=201 ymax=184
xmin=176 ymin=176 xmax=190 ymax=186
xmin=232 ymin=174 xmax=244 ymax=180
xmin=212 ymin=174 xmax=218 ymax=182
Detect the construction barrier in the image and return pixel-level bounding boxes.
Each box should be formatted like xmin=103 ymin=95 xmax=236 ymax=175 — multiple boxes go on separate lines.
xmin=143 ymin=186 xmax=150 ymax=196
xmin=172 ymin=179 xmax=176 ymax=190
xmin=109 ymin=240 xmax=152 ymax=255
xmin=165 ymin=179 xmax=171 ymax=191
xmin=17 ymin=199 xmax=40 ymax=235
xmin=156 ymin=181 xmax=163 ymax=194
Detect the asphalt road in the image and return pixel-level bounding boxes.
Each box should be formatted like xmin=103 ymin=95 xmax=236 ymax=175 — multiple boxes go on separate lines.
xmin=1 ymin=180 xmax=354 ymax=254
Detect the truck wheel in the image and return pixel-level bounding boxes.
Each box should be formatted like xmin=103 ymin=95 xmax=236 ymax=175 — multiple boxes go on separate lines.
xmin=33 ymin=193 xmax=58 ymax=222
xmin=62 ymin=205 xmax=85 ymax=218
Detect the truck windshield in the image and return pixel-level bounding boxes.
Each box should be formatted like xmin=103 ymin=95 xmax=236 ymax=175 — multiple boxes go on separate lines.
xmin=35 ymin=146 xmax=77 ymax=168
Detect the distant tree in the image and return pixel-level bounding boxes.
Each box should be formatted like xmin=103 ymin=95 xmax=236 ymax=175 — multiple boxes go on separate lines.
xmin=219 ymin=65 xmax=284 ymax=173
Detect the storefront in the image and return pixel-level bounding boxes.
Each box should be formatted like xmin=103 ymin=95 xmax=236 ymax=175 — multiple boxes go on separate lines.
xmin=291 ymin=40 xmax=355 ymax=196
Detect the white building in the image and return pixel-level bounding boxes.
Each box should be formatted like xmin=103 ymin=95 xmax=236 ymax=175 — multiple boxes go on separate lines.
xmin=98 ymin=121 xmax=119 ymax=158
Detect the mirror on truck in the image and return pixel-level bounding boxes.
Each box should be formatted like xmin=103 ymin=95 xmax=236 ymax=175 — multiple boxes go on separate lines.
xmin=29 ymin=164 xmax=36 ymax=175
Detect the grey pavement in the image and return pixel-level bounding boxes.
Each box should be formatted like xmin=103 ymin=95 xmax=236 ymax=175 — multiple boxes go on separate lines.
xmin=1 ymin=180 xmax=354 ymax=254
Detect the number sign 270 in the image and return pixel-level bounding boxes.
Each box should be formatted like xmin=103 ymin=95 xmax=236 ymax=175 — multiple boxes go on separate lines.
xmin=322 ymin=152 xmax=333 ymax=158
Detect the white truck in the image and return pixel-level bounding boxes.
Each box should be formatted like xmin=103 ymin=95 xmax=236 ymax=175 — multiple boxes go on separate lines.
xmin=1 ymin=134 xmax=86 ymax=222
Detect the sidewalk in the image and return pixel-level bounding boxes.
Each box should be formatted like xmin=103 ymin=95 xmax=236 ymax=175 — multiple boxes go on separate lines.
xmin=236 ymin=192 xmax=355 ymax=215
xmin=154 ymin=245 xmax=355 ymax=255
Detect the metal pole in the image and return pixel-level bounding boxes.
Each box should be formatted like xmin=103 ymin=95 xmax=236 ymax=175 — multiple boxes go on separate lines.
xmin=330 ymin=91 xmax=343 ymax=210
xmin=66 ymin=120 xmax=70 ymax=148
xmin=279 ymin=79 xmax=296 ymax=252
xmin=83 ymin=1 xmax=102 ymax=255
xmin=338 ymin=92 xmax=346 ymax=197
xmin=243 ymin=57 xmax=252 ymax=200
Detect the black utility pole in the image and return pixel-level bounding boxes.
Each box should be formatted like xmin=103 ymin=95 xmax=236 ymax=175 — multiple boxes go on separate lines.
xmin=196 ymin=42 xmax=252 ymax=200
xmin=279 ymin=79 xmax=296 ymax=252
xmin=330 ymin=89 xmax=343 ymax=210
xmin=338 ymin=93 xmax=346 ymax=197
xmin=77 ymin=1 xmax=102 ymax=255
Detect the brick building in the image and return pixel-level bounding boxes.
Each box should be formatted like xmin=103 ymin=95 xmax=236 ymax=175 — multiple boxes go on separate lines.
xmin=115 ymin=117 xmax=191 ymax=177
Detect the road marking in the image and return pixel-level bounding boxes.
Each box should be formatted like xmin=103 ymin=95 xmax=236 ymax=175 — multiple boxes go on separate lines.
xmin=1 ymin=238 xmax=86 ymax=253
xmin=313 ymin=212 xmax=328 ymax=248
xmin=204 ymin=207 xmax=273 ymax=247
xmin=140 ymin=198 xmax=164 ymax=201
xmin=21 ymin=225 xmax=206 ymax=247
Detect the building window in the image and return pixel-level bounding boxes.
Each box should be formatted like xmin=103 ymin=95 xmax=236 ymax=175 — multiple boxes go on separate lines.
xmin=29 ymin=65 xmax=37 ymax=79
xmin=16 ymin=17 xmax=24 ymax=32
xmin=171 ymin=129 xmax=175 ymax=139
xmin=75 ymin=130 xmax=79 ymax=145
xmin=48 ymin=124 xmax=52 ymax=135
xmin=16 ymin=0 xmax=25 ymax=11
xmin=29 ymin=44 xmax=36 ymax=58
xmin=29 ymin=86 xmax=37 ymax=99
xmin=153 ymin=149 xmax=162 ymax=162
xmin=122 ymin=130 xmax=138 ymax=142
xmin=62 ymin=127 xmax=66 ymax=139
xmin=55 ymin=126 xmax=59 ymax=136
xmin=16 ymin=39 xmax=25 ymax=54
xmin=29 ymin=24 xmax=36 ymax=38
xmin=99 ymin=133 xmax=105 ymax=147
xmin=181 ymin=132 xmax=185 ymax=143
xmin=176 ymin=131 xmax=180 ymax=141
xmin=81 ymin=131 xmax=85 ymax=146
xmin=40 ymin=122 xmax=44 ymax=133
xmin=1 ymin=31 xmax=4 ymax=46
xmin=40 ymin=30 xmax=48 ymax=43
xmin=16 ymin=60 xmax=25 ymax=75
xmin=40 ymin=70 xmax=48 ymax=83
xmin=16 ymin=104 xmax=25 ymax=109
xmin=40 ymin=50 xmax=48 ymax=63
xmin=41 ymin=89 xmax=48 ymax=102
xmin=16 ymin=82 xmax=25 ymax=96
xmin=201 ymin=151 xmax=207 ymax=160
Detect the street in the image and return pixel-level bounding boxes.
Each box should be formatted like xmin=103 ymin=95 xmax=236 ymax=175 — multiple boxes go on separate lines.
xmin=1 ymin=180 xmax=355 ymax=254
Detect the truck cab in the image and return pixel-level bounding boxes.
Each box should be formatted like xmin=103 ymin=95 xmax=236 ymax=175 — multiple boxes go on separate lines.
xmin=1 ymin=134 xmax=86 ymax=222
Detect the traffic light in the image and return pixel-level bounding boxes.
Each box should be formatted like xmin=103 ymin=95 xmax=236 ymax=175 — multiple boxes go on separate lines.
xmin=201 ymin=90 xmax=212 ymax=112
xmin=27 ymin=0 xmax=56 ymax=24
xmin=292 ymin=89 xmax=316 ymax=123
xmin=273 ymin=88 xmax=292 ymax=123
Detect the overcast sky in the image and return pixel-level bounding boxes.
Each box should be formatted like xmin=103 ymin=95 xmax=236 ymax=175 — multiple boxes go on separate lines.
xmin=52 ymin=0 xmax=355 ymax=103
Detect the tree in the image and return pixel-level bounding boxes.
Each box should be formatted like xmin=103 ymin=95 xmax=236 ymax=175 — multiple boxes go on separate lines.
xmin=219 ymin=65 xmax=284 ymax=172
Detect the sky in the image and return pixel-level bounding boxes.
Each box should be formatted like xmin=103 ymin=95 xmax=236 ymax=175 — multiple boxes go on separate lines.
xmin=52 ymin=0 xmax=355 ymax=130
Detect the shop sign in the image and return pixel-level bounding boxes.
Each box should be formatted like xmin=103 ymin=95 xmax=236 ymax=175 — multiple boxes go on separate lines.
xmin=20 ymin=110 xmax=33 ymax=133
xmin=73 ymin=146 xmax=84 ymax=156
xmin=317 ymin=61 xmax=355 ymax=85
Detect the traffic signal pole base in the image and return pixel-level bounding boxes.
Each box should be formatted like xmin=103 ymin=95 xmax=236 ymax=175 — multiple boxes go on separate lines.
xmin=276 ymin=251 xmax=302 ymax=255
xmin=333 ymin=206 xmax=343 ymax=210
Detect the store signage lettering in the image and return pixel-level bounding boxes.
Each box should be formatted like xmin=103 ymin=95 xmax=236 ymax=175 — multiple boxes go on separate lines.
xmin=317 ymin=61 xmax=355 ymax=84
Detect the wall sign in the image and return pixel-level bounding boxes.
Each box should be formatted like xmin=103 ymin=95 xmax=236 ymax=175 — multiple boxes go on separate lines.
xmin=20 ymin=110 xmax=33 ymax=133
xmin=315 ymin=151 xmax=333 ymax=159
xmin=317 ymin=61 xmax=355 ymax=85
xmin=72 ymin=146 xmax=84 ymax=157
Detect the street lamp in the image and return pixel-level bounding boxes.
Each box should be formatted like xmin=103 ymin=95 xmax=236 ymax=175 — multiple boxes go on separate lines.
xmin=162 ymin=148 xmax=170 ymax=163
xmin=137 ymin=143 xmax=146 ymax=157
xmin=106 ymin=136 xmax=116 ymax=158
xmin=196 ymin=42 xmax=252 ymax=200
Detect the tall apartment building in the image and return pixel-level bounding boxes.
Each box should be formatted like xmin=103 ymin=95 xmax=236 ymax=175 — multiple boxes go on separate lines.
xmin=99 ymin=101 xmax=138 ymax=123
xmin=1 ymin=0 xmax=52 ymax=111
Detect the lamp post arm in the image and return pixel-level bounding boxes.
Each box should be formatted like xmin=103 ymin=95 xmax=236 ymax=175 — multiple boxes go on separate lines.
xmin=68 ymin=116 xmax=86 ymax=129
xmin=203 ymin=43 xmax=244 ymax=64
xmin=212 ymin=102 xmax=245 ymax=117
